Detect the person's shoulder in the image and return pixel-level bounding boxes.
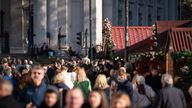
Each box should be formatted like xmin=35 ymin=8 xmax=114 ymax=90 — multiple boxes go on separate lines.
xmin=157 ymin=87 xmax=165 ymax=94
xmin=9 ymin=96 xmax=22 ymax=107
xmin=82 ymin=79 xmax=91 ymax=86
xmin=124 ymin=80 xmax=132 ymax=85
xmin=1 ymin=96 xmax=22 ymax=108
xmin=145 ymin=84 xmax=154 ymax=90
xmin=25 ymin=82 xmax=34 ymax=89
xmin=55 ymin=83 xmax=70 ymax=90
xmin=173 ymin=87 xmax=184 ymax=94
xmin=105 ymin=86 xmax=111 ymax=92
xmin=85 ymin=78 xmax=91 ymax=82
xmin=159 ymin=86 xmax=177 ymax=93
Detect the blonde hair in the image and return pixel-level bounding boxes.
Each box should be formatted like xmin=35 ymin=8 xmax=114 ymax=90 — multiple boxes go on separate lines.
xmin=76 ymin=67 xmax=87 ymax=82
xmin=94 ymin=74 xmax=109 ymax=89
xmin=60 ymin=66 xmax=68 ymax=72
xmin=55 ymin=69 xmax=62 ymax=74
xmin=53 ymin=73 xmax=65 ymax=84
xmin=110 ymin=92 xmax=131 ymax=108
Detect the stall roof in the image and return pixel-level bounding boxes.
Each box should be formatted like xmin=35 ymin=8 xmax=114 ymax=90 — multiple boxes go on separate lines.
xmin=112 ymin=26 xmax=152 ymax=52
xmin=169 ymin=28 xmax=192 ymax=52
xmin=112 ymin=20 xmax=192 ymax=53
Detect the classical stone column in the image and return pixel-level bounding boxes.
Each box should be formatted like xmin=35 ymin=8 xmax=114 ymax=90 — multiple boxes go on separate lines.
xmin=57 ymin=0 xmax=69 ymax=42
xmin=47 ymin=0 xmax=58 ymax=50
xmin=83 ymin=0 xmax=102 ymax=48
xmin=10 ymin=0 xmax=26 ymax=53
xmin=33 ymin=0 xmax=47 ymax=47
xmin=83 ymin=0 xmax=90 ymax=46
xmin=92 ymin=0 xmax=103 ymax=46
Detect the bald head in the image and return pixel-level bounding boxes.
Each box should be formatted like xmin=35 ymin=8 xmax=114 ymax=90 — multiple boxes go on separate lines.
xmin=66 ymin=88 xmax=84 ymax=108
xmin=0 ymin=80 xmax=13 ymax=98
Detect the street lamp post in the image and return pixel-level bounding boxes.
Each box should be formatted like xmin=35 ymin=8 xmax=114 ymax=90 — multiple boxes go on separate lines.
xmin=89 ymin=0 xmax=93 ymax=60
xmin=85 ymin=28 xmax=88 ymax=55
xmin=124 ymin=0 xmax=129 ymax=62
xmin=28 ymin=0 xmax=34 ymax=54
xmin=0 ymin=10 xmax=4 ymax=35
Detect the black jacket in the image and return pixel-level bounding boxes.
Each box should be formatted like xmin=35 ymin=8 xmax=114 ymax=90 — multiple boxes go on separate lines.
xmin=54 ymin=83 xmax=70 ymax=107
xmin=0 ymin=96 xmax=22 ymax=108
xmin=117 ymin=80 xmax=133 ymax=100
xmin=154 ymin=86 xmax=186 ymax=108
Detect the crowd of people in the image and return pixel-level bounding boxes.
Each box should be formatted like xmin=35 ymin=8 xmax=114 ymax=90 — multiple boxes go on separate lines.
xmin=0 ymin=55 xmax=191 ymax=108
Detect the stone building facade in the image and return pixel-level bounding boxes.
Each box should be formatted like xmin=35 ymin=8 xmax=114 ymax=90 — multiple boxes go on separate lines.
xmin=0 ymin=0 xmax=179 ymax=54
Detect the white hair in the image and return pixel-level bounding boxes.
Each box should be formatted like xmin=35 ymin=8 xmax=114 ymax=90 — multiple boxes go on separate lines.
xmin=161 ymin=74 xmax=173 ymax=87
xmin=136 ymin=75 xmax=145 ymax=85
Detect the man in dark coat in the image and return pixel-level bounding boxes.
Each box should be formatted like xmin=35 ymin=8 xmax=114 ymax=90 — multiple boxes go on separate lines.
xmin=0 ymin=79 xmax=22 ymax=108
xmin=154 ymin=74 xmax=186 ymax=108
xmin=22 ymin=66 xmax=48 ymax=108
xmin=146 ymin=69 xmax=162 ymax=93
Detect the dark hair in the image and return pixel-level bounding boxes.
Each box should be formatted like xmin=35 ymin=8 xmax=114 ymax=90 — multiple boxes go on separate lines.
xmin=89 ymin=89 xmax=108 ymax=108
xmin=137 ymin=84 xmax=146 ymax=95
xmin=41 ymin=86 xmax=60 ymax=108
xmin=45 ymin=86 xmax=59 ymax=98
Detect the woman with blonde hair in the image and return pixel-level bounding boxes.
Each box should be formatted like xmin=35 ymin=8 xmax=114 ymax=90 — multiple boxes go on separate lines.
xmin=52 ymin=72 xmax=70 ymax=90
xmin=110 ymin=92 xmax=131 ymax=108
xmin=74 ymin=67 xmax=92 ymax=100
xmin=94 ymin=74 xmax=110 ymax=102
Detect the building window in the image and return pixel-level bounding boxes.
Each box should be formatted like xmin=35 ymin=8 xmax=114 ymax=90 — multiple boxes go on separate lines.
xmin=118 ymin=2 xmax=123 ymax=9
xmin=148 ymin=14 xmax=152 ymax=25
xmin=118 ymin=0 xmax=124 ymax=25
xmin=139 ymin=13 xmax=142 ymax=25
xmin=129 ymin=11 xmax=133 ymax=25
xmin=149 ymin=0 xmax=153 ymax=4
xmin=118 ymin=9 xmax=123 ymax=25
xmin=119 ymin=0 xmax=124 ymax=2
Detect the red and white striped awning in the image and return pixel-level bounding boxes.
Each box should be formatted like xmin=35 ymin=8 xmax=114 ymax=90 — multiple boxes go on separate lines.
xmin=169 ymin=28 xmax=192 ymax=52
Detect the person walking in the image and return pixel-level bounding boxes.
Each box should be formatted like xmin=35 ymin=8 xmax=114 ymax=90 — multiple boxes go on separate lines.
xmin=154 ymin=74 xmax=186 ymax=108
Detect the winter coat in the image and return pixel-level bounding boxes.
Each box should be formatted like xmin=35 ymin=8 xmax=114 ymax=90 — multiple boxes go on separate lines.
xmin=22 ymin=81 xmax=48 ymax=107
xmin=0 ymin=96 xmax=22 ymax=108
xmin=74 ymin=79 xmax=92 ymax=100
xmin=154 ymin=86 xmax=186 ymax=108
xmin=133 ymin=84 xmax=155 ymax=108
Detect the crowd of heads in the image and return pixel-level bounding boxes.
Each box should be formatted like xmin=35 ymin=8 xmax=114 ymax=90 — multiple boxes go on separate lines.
xmin=0 ymin=55 xmax=190 ymax=108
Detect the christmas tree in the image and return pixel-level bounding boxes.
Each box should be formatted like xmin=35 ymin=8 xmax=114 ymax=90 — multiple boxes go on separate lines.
xmin=102 ymin=18 xmax=115 ymax=59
